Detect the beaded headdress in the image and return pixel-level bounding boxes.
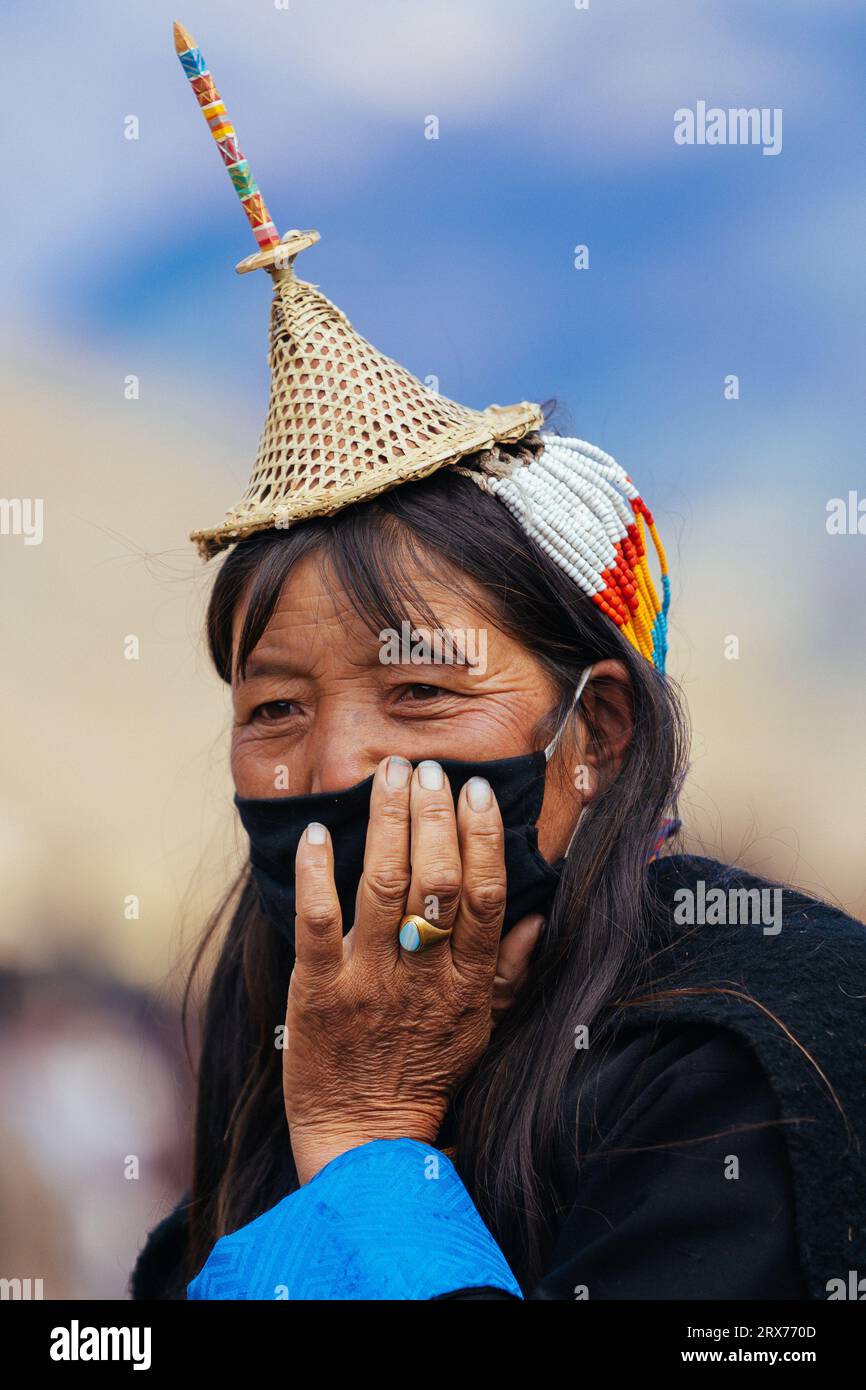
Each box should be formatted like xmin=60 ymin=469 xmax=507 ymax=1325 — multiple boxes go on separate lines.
xmin=173 ymin=22 xmax=669 ymax=672
xmin=483 ymin=435 xmax=670 ymax=671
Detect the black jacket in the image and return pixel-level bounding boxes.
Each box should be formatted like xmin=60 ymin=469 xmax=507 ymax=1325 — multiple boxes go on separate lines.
xmin=131 ymin=854 xmax=866 ymax=1300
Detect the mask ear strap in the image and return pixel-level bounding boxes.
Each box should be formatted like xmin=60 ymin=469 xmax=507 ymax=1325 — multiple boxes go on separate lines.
xmin=543 ymin=664 xmax=594 ymax=763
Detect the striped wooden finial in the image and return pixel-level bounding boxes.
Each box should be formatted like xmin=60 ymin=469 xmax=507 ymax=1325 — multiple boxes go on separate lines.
xmin=173 ymin=21 xmax=280 ymax=252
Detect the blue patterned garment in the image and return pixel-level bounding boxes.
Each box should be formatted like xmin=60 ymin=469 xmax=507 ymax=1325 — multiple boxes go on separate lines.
xmin=187 ymin=1137 xmax=523 ymax=1300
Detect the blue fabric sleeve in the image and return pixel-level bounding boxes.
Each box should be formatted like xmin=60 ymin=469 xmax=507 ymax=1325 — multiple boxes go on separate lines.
xmin=187 ymin=1137 xmax=523 ymax=1300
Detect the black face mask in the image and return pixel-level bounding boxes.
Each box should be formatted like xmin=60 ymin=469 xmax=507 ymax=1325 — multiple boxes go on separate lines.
xmin=236 ymin=747 xmax=569 ymax=948
xmin=236 ymin=667 xmax=595 ymax=948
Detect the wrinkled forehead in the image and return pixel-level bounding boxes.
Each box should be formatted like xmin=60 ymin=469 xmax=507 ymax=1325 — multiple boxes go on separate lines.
xmin=230 ymin=548 xmax=514 ymax=681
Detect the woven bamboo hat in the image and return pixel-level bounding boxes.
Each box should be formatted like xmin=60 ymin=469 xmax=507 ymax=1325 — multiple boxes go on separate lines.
xmin=173 ymin=23 xmax=542 ymax=561
xmin=195 ymin=238 xmax=542 ymax=560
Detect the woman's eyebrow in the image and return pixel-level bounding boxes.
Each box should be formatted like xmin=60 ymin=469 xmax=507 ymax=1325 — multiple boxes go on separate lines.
xmin=238 ymin=655 xmax=305 ymax=683
xmin=239 ymin=647 xmax=379 ymax=682
xmin=378 ymin=625 xmax=480 ymax=668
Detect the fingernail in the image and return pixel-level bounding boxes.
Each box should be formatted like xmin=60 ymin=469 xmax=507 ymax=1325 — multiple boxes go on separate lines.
xmin=466 ymin=776 xmax=492 ymax=811
xmin=386 ymin=755 xmax=412 ymax=788
xmin=305 ymin=822 xmax=327 ymax=844
xmin=418 ymin=760 xmax=443 ymax=790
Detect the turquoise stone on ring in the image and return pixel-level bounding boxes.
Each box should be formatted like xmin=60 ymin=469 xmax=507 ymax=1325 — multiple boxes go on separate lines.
xmin=399 ymin=919 xmax=422 ymax=952
xmin=398 ymin=914 xmax=452 ymax=952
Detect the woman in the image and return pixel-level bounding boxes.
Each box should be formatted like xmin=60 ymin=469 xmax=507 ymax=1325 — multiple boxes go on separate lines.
xmin=131 ymin=443 xmax=865 ymax=1301
xmin=132 ymin=23 xmax=866 ymax=1300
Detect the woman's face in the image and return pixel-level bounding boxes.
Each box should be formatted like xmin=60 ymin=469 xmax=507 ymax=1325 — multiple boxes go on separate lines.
xmin=229 ymin=553 xmax=615 ymax=861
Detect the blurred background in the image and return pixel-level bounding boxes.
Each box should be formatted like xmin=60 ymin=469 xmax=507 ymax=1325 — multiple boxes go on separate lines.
xmin=1 ymin=0 xmax=863 ymax=1297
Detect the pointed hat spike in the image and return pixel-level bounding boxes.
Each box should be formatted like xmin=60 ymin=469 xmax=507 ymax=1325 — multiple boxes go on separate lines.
xmin=173 ymin=23 xmax=544 ymax=558
xmin=173 ymin=20 xmax=281 ymax=253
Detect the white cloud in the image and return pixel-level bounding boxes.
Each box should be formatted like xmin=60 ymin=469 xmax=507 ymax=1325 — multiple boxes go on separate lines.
xmin=4 ymin=0 xmax=856 ymax=247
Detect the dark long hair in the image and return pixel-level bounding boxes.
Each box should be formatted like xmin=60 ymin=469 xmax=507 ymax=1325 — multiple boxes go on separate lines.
xmin=183 ymin=447 xmax=691 ymax=1287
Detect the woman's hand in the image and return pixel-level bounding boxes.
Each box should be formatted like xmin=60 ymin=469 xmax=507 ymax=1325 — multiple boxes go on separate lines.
xmin=282 ymin=755 xmax=540 ymax=1184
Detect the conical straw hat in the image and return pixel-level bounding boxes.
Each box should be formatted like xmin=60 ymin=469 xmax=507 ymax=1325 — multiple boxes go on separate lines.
xmin=191 ymin=241 xmax=543 ymax=559
xmin=172 ymin=23 xmax=542 ymax=561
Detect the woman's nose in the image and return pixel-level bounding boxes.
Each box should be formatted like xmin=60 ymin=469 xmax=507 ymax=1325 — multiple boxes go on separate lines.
xmin=306 ymin=711 xmax=391 ymax=793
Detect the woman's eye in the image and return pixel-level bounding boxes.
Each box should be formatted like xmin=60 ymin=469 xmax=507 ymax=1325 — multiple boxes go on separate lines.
xmin=251 ymin=700 xmax=297 ymax=723
xmin=400 ymin=684 xmax=444 ymax=702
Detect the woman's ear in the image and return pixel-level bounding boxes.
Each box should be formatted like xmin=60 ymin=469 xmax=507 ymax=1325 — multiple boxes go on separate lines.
xmin=568 ymin=659 xmax=634 ymax=802
xmin=537 ymin=659 xmax=636 ymax=862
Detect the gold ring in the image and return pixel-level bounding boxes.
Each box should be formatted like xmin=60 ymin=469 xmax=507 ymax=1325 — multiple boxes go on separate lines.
xmin=398 ymin=914 xmax=453 ymax=953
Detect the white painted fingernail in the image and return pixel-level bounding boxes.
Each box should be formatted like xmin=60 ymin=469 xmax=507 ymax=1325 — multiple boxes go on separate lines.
xmin=418 ymin=760 xmax=443 ymax=790
xmin=386 ymin=755 xmax=412 ymax=788
xmin=466 ymin=777 xmax=492 ymax=811
xmin=305 ymin=822 xmax=327 ymax=844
